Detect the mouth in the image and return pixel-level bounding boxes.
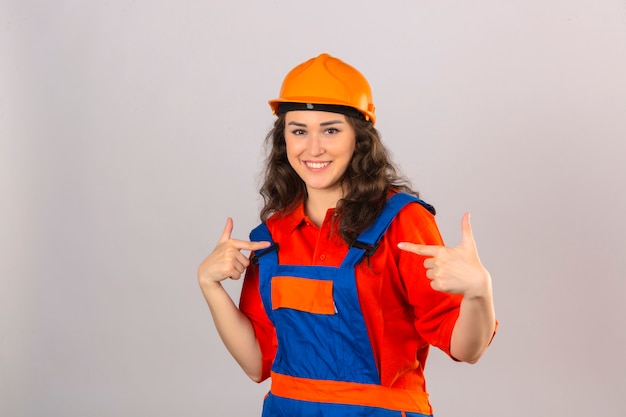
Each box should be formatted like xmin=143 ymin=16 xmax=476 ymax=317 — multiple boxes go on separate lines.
xmin=304 ymin=161 xmax=331 ymax=169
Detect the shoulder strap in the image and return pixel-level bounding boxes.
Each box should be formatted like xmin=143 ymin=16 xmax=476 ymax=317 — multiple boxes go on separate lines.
xmin=249 ymin=223 xmax=279 ymax=265
xmin=340 ymin=193 xmax=434 ymax=268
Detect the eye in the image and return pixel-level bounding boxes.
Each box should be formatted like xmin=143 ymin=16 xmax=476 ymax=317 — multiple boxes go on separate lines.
xmin=325 ymin=127 xmax=340 ymax=134
xmin=290 ymin=129 xmax=306 ymax=136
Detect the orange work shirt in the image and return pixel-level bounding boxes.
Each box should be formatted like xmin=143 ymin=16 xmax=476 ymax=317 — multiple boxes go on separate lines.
xmin=240 ymin=199 xmax=462 ymax=392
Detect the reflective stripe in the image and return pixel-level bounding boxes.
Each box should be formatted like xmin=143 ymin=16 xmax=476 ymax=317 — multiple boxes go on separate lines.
xmin=270 ymin=371 xmax=433 ymax=415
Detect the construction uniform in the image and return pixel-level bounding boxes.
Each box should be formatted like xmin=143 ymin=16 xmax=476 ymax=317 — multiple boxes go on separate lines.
xmin=241 ymin=192 xmax=463 ymax=416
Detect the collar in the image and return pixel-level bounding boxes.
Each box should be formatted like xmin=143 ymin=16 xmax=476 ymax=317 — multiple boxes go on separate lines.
xmin=266 ymin=201 xmax=306 ymax=234
xmin=267 ymin=200 xmax=337 ymax=234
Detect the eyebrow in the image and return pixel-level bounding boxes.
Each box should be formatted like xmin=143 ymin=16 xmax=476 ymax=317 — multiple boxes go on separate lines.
xmin=287 ymin=120 xmax=345 ymax=127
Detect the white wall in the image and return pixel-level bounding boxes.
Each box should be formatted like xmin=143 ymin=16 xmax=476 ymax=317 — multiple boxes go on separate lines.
xmin=1 ymin=1 xmax=625 ymax=416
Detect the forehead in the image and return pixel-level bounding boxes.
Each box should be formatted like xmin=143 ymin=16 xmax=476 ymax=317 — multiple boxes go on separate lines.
xmin=285 ymin=110 xmax=348 ymax=124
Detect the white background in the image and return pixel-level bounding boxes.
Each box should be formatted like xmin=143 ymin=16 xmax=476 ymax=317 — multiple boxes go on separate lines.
xmin=2 ymin=1 xmax=625 ymax=416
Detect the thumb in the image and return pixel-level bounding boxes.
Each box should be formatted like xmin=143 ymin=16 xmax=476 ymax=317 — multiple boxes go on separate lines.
xmin=460 ymin=212 xmax=476 ymax=248
xmin=218 ymin=217 xmax=234 ymax=243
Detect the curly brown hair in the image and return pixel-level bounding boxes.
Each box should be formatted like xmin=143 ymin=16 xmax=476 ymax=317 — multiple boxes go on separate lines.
xmin=259 ymin=113 xmax=426 ymax=243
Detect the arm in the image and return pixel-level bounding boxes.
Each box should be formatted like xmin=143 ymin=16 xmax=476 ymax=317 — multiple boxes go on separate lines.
xmin=398 ymin=213 xmax=496 ymax=363
xmin=449 ymin=275 xmax=495 ymax=363
xmin=198 ymin=218 xmax=271 ymax=381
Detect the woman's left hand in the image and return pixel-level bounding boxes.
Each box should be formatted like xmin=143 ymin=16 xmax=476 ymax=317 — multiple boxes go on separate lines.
xmin=398 ymin=213 xmax=491 ymax=299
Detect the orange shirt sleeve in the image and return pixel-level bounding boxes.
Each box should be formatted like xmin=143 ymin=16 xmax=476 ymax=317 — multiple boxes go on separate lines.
xmin=239 ymin=260 xmax=277 ymax=381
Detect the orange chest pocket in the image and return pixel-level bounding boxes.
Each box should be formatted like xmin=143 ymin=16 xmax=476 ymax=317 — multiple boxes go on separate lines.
xmin=271 ymin=276 xmax=336 ymax=315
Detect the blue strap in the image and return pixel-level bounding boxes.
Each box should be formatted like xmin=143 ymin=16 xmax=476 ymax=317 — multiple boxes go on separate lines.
xmin=340 ymin=193 xmax=434 ymax=268
xmin=250 ymin=223 xmax=278 ymax=265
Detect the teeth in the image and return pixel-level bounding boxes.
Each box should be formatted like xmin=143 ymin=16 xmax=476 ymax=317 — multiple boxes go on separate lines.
xmin=306 ymin=161 xmax=330 ymax=169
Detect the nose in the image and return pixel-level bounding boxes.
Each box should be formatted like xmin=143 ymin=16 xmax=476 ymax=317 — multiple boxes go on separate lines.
xmin=307 ymin=133 xmax=325 ymax=157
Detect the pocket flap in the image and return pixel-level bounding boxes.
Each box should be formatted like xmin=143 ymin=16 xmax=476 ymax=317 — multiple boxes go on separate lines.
xmin=271 ymin=276 xmax=335 ymax=315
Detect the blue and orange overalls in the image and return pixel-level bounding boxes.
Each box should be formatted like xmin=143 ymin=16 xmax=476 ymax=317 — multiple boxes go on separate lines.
xmin=250 ymin=193 xmax=436 ymax=417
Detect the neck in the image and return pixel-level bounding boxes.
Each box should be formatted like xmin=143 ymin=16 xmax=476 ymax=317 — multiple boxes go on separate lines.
xmin=304 ymin=187 xmax=343 ymax=228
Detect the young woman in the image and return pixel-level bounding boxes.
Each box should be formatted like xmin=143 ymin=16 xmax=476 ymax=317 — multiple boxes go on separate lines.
xmin=198 ymin=53 xmax=496 ymax=417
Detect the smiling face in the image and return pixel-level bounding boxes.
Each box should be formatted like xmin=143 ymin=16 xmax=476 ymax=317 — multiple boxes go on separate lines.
xmin=284 ymin=110 xmax=356 ymax=204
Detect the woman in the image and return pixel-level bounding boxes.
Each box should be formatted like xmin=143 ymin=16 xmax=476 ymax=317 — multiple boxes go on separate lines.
xmin=198 ymin=53 xmax=496 ymax=417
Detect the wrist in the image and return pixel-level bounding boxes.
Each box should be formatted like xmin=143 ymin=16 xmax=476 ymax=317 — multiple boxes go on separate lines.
xmin=463 ymin=271 xmax=492 ymax=300
xmin=200 ymin=278 xmax=224 ymax=295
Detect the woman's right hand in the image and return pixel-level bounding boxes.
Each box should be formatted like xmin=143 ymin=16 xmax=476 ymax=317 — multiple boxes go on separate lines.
xmin=197 ymin=217 xmax=269 ymax=381
xmin=198 ymin=218 xmax=271 ymax=291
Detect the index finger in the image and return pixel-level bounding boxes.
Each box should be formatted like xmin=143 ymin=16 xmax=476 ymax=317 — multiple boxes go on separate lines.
xmin=397 ymin=242 xmax=443 ymax=257
xmin=231 ymin=239 xmax=271 ymax=252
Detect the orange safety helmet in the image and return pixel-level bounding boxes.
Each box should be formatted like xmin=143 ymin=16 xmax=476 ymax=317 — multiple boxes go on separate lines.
xmin=269 ymin=53 xmax=376 ymax=124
